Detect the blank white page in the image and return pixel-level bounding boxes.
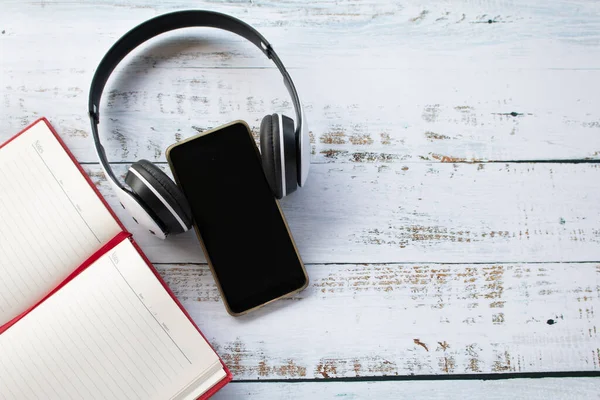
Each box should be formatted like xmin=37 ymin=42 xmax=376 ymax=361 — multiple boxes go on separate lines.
xmin=0 ymin=239 xmax=223 ymax=400
xmin=0 ymin=120 xmax=121 ymax=326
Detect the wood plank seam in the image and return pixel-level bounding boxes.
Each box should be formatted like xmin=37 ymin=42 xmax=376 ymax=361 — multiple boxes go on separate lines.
xmin=228 ymin=370 xmax=600 ymax=383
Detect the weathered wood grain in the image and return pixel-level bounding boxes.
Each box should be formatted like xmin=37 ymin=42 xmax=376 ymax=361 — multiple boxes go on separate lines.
xmin=3 ymin=0 xmax=600 ymax=69
xmin=2 ymin=1 xmax=600 ymax=162
xmin=4 ymin=70 xmax=600 ymax=164
xmin=214 ymin=379 xmax=600 ymax=399
xmin=153 ymin=262 xmax=600 ymax=379
xmin=82 ymin=162 xmax=600 ymax=264
xmin=3 ymin=0 xmax=600 ymax=392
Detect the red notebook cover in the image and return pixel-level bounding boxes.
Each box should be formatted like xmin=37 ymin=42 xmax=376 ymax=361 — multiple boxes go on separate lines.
xmin=0 ymin=117 xmax=232 ymax=399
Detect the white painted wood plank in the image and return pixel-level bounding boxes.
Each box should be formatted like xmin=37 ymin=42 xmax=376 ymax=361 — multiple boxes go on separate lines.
xmin=2 ymin=1 xmax=600 ymax=162
xmin=3 ymin=0 xmax=600 ymax=70
xmin=154 ymin=262 xmax=600 ymax=379
xmin=214 ymin=379 xmax=600 ymax=400
xmin=3 ymin=69 xmax=600 ymax=164
xmin=83 ymin=162 xmax=600 ymax=264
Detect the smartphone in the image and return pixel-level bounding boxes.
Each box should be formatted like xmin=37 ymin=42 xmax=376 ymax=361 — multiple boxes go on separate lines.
xmin=166 ymin=121 xmax=308 ymax=316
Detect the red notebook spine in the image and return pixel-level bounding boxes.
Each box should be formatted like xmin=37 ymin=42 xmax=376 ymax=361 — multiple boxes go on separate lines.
xmin=0 ymin=231 xmax=131 ymax=335
xmin=0 ymin=117 xmax=128 ymax=334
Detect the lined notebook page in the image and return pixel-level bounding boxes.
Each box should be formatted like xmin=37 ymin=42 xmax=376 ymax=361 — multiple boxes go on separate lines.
xmin=0 ymin=239 xmax=224 ymax=400
xmin=0 ymin=120 xmax=121 ymax=326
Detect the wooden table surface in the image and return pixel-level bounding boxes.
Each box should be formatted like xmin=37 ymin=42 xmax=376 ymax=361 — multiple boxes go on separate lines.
xmin=2 ymin=0 xmax=600 ymax=398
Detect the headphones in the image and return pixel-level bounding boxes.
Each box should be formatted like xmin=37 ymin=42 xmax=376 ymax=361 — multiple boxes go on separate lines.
xmin=89 ymin=10 xmax=310 ymax=240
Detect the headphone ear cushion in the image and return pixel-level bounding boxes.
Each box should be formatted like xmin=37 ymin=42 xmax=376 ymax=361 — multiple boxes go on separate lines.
xmin=260 ymin=114 xmax=284 ymax=199
xmin=125 ymin=160 xmax=192 ymax=234
xmin=280 ymin=114 xmax=298 ymax=196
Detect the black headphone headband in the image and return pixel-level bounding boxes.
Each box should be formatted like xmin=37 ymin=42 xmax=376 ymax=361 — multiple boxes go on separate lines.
xmin=89 ymin=10 xmax=304 ymax=186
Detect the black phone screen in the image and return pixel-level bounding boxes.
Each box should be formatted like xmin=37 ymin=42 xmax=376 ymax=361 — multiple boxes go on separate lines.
xmin=167 ymin=122 xmax=308 ymax=315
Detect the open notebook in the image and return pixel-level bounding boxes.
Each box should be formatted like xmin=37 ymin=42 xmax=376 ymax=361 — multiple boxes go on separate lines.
xmin=0 ymin=118 xmax=231 ymax=399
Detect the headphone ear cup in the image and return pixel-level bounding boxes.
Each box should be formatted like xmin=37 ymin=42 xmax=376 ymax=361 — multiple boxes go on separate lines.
xmin=260 ymin=114 xmax=283 ymax=199
xmin=260 ymin=114 xmax=298 ymax=199
xmin=125 ymin=160 xmax=192 ymax=235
